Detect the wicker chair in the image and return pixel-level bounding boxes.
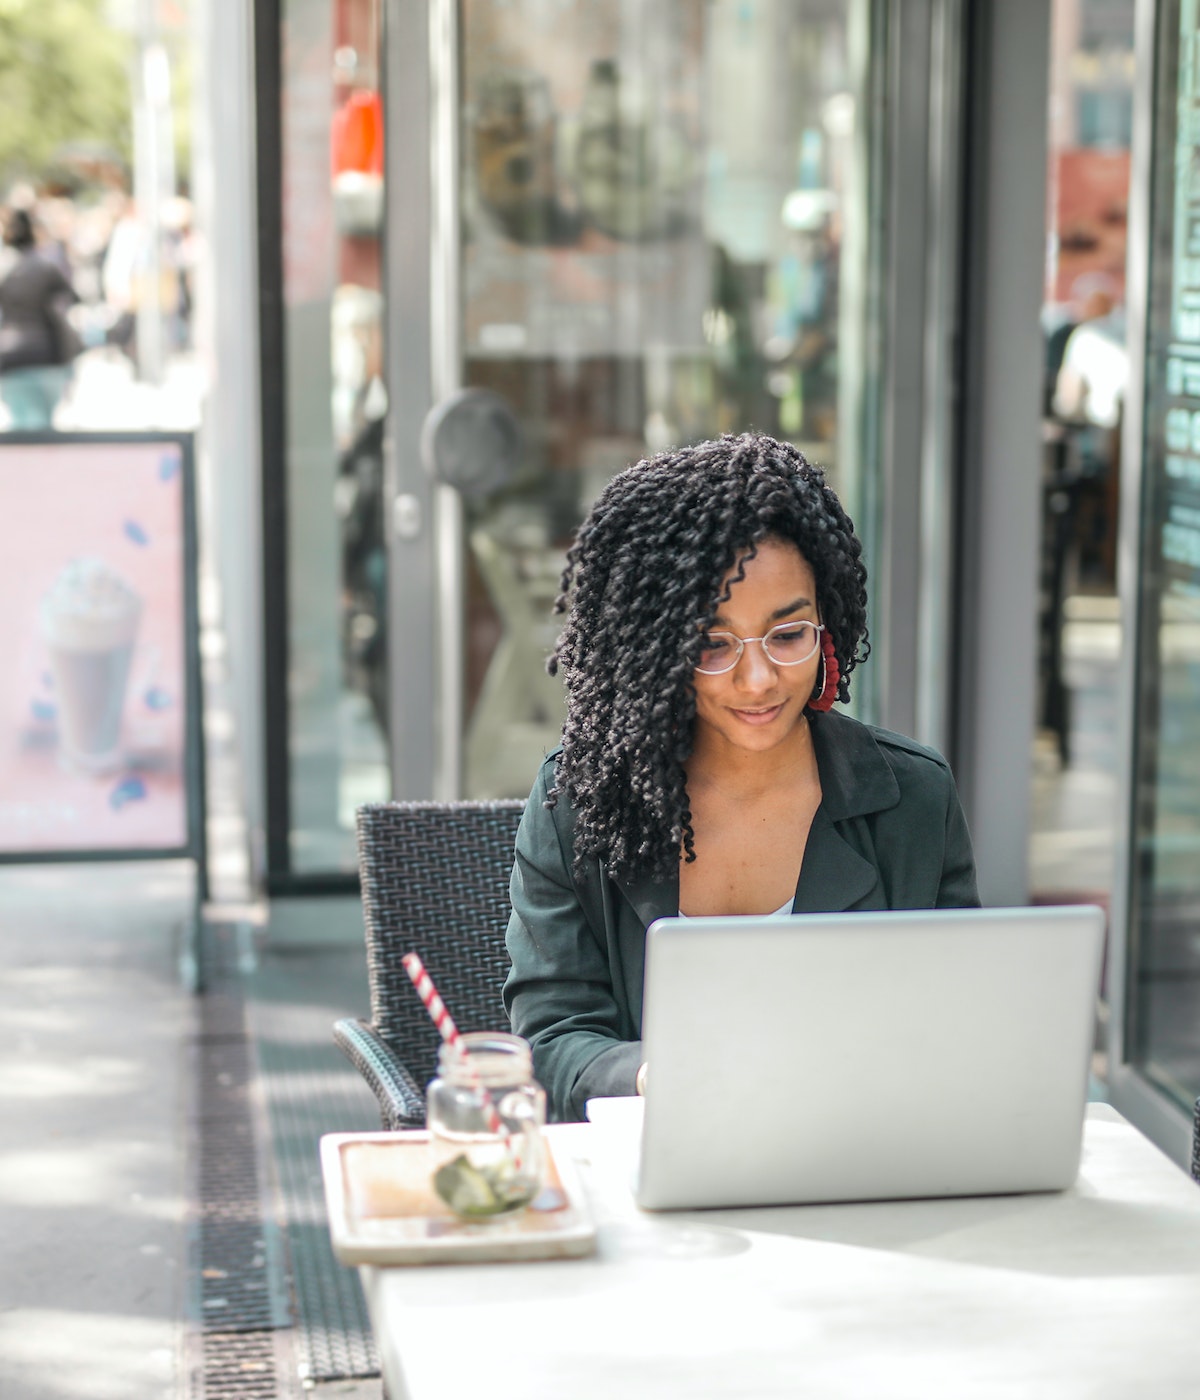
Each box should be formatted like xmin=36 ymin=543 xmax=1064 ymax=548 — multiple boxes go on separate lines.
xmin=333 ymin=799 xmax=526 ymax=1130
xmin=1193 ymin=1097 xmax=1199 ymax=1184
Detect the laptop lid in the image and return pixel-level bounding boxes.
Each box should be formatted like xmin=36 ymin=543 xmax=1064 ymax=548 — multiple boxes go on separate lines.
xmin=636 ymin=905 xmax=1105 ymax=1211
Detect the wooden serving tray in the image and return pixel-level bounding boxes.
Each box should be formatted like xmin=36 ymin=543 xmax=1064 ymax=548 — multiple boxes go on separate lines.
xmin=320 ymin=1130 xmax=596 ymax=1266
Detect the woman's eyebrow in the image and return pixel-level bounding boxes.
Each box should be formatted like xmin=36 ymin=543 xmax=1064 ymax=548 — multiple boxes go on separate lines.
xmin=770 ymin=596 xmax=814 ymax=621
xmin=710 ymin=596 xmax=814 ymax=626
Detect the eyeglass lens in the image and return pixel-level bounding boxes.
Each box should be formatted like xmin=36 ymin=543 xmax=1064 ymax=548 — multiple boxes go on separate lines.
xmin=696 ymin=621 xmax=821 ymax=674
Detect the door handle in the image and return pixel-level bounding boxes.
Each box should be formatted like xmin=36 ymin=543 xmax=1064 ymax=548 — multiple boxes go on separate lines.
xmin=392 ymin=493 xmax=422 ymax=540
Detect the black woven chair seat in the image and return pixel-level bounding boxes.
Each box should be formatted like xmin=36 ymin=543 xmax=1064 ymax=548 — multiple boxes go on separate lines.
xmin=334 ymin=799 xmax=526 ymax=1130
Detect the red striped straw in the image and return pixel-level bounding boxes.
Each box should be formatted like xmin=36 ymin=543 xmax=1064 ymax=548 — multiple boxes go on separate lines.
xmin=402 ymin=951 xmax=506 ymax=1138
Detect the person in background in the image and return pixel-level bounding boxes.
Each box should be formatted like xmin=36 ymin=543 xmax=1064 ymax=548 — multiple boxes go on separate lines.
xmin=0 ymin=208 xmax=79 ymax=430
xmin=100 ymin=195 xmax=144 ymax=364
xmin=1053 ymin=287 xmax=1126 ymax=440
xmin=504 ymin=432 xmax=980 ymax=1120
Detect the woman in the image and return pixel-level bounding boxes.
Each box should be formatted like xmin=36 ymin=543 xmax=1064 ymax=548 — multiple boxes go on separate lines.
xmin=504 ymin=432 xmax=979 ymax=1120
xmin=0 ymin=208 xmax=79 ymax=430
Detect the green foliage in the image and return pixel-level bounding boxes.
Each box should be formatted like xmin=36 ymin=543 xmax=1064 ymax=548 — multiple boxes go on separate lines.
xmin=0 ymin=0 xmax=134 ymax=190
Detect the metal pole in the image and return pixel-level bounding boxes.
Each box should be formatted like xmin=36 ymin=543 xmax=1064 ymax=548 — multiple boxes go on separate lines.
xmin=132 ymin=0 xmax=172 ymax=384
xmin=429 ymin=0 xmax=465 ymax=798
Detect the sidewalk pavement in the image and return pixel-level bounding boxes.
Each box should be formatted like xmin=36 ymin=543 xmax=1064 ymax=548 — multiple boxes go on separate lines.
xmin=0 ymin=854 xmax=386 ymax=1400
xmin=0 ymin=860 xmax=195 ymax=1400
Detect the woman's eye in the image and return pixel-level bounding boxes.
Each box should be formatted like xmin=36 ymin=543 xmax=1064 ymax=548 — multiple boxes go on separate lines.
xmin=770 ymin=624 xmax=813 ymax=651
xmin=700 ymin=634 xmax=732 ymax=656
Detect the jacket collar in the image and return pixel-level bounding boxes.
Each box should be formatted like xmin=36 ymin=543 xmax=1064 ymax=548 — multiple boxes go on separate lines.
xmin=615 ymin=867 xmax=678 ymax=933
xmin=807 ymin=709 xmax=900 ymax=820
xmin=613 ymin=710 xmax=900 ymax=924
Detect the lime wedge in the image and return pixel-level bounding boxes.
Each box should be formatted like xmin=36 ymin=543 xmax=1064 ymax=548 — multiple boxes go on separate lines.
xmin=433 ymin=1154 xmax=504 ymax=1217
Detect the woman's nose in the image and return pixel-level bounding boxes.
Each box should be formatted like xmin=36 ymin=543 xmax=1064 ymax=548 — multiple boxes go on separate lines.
xmin=733 ymin=637 xmax=776 ymax=687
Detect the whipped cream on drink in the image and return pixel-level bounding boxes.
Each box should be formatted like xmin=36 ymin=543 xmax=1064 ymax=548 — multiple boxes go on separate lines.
xmin=41 ymin=558 xmax=142 ymax=772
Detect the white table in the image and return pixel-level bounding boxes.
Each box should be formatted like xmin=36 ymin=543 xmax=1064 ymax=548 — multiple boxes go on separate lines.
xmin=360 ymin=1105 xmax=1200 ymax=1399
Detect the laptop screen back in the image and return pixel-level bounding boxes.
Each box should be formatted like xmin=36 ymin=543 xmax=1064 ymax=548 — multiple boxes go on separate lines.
xmin=636 ymin=905 xmax=1105 ymax=1210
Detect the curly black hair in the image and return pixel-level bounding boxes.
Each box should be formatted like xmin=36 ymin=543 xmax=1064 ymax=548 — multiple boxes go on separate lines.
xmin=548 ymin=431 xmax=870 ymax=883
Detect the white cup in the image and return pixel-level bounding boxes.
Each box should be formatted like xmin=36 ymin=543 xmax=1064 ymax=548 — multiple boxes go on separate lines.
xmin=40 ymin=560 xmax=143 ymax=774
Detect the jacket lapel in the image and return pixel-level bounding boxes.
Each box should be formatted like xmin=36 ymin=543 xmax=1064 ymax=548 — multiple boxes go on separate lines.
xmin=809 ymin=710 xmax=900 ymax=822
xmin=791 ymin=711 xmax=903 ymax=912
xmin=791 ymin=804 xmax=879 ymax=911
xmin=613 ymin=869 xmax=678 ymax=929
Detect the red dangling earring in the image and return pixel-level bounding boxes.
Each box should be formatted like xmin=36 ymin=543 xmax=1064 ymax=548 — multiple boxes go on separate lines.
xmin=808 ymin=630 xmax=840 ymax=712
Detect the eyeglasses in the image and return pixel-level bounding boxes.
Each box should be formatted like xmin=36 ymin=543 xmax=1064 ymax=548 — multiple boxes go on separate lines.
xmin=695 ymin=620 xmax=824 ymax=675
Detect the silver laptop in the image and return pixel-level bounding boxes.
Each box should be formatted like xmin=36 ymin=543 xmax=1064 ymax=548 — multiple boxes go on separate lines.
xmin=634 ymin=905 xmax=1105 ymax=1210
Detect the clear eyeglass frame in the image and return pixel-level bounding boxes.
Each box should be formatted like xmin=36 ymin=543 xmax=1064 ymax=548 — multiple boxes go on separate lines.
xmin=695 ymin=620 xmax=825 ymax=675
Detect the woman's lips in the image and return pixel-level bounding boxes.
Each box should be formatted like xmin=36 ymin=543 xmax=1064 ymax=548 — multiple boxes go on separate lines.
xmin=730 ymin=703 xmax=784 ymax=726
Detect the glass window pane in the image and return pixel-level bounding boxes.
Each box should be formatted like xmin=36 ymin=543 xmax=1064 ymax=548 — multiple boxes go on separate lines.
xmin=281 ymin=0 xmax=389 ymax=873
xmin=458 ymin=0 xmax=883 ymax=797
xmin=1125 ymin=0 xmax=1200 ymax=1108
xmin=1029 ymin=0 xmax=1134 ymax=914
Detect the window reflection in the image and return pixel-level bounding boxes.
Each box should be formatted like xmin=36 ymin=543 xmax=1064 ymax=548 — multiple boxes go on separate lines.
xmin=282 ymin=0 xmax=388 ymax=873
xmin=276 ymin=0 xmax=882 ymax=858
xmin=1029 ymin=0 xmax=1134 ymax=921
xmin=1126 ymin=0 xmax=1200 ymax=1109
xmin=458 ymin=0 xmax=876 ymax=797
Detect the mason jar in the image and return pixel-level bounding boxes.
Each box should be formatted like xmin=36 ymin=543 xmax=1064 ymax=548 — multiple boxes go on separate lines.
xmin=426 ymin=1031 xmax=546 ymax=1219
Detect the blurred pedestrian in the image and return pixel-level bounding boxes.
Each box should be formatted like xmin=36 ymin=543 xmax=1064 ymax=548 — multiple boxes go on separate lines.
xmin=101 ymin=195 xmax=144 ymax=364
xmin=0 ymin=208 xmax=80 ymax=430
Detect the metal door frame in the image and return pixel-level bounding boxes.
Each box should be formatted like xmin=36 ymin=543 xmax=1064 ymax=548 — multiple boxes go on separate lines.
xmin=949 ymin=0 xmax=1052 ymax=907
xmin=381 ymin=0 xmax=453 ymax=799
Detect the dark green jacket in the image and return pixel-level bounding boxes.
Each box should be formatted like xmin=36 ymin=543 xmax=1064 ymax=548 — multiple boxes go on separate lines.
xmin=503 ymin=709 xmax=980 ymax=1121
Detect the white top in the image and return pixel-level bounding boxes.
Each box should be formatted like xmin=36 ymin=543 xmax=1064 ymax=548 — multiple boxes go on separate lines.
xmin=677 ymin=897 xmax=793 ymax=918
xmin=1054 ymin=318 xmax=1128 ymax=428
xmin=360 ymin=1106 xmax=1200 ymax=1400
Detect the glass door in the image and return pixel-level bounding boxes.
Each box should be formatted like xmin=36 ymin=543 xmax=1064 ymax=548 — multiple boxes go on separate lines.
xmin=389 ymin=0 xmax=888 ymax=801
xmin=1108 ymin=0 xmax=1200 ymax=1150
xmin=270 ymin=0 xmax=390 ymax=880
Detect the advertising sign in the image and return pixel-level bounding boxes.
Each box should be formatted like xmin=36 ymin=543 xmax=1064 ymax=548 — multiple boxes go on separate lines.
xmin=0 ymin=434 xmax=204 ymax=870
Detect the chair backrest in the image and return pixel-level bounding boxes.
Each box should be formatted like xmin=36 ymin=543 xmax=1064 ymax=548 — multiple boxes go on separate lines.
xmin=1193 ymin=1097 xmax=1199 ymax=1184
xmin=356 ymin=799 xmax=526 ymax=1094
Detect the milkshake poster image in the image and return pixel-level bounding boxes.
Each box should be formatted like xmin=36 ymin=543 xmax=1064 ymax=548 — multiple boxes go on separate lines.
xmin=0 ymin=440 xmax=189 ymax=853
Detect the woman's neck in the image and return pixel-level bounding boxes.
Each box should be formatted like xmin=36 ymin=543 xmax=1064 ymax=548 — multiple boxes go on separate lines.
xmin=686 ymin=716 xmax=817 ymax=802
